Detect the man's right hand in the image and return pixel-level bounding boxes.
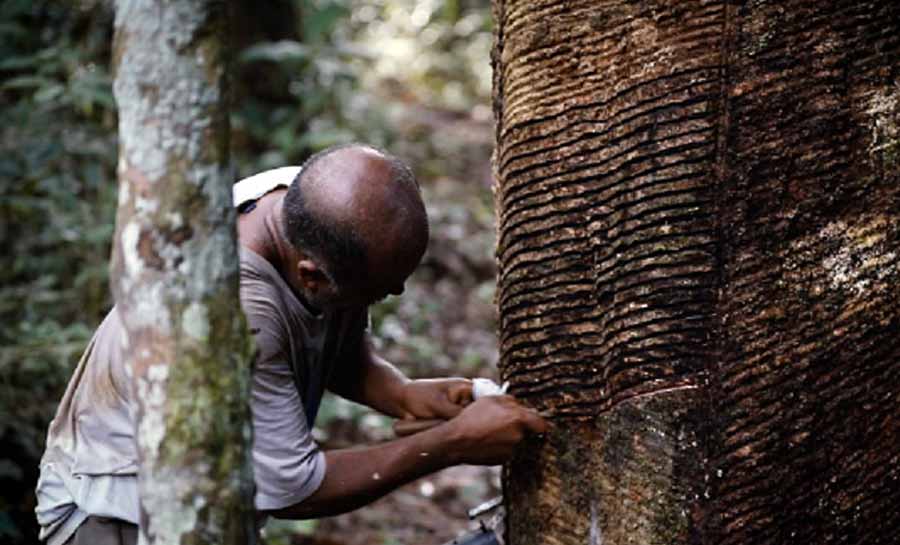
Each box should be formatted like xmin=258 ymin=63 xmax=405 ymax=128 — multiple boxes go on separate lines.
xmin=445 ymin=395 xmax=549 ymax=466
xmin=270 ymin=394 xmax=548 ymax=520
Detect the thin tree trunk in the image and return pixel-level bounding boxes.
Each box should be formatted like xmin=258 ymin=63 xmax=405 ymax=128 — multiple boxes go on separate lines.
xmin=492 ymin=1 xmax=900 ymax=544
xmin=111 ymin=1 xmax=255 ymax=543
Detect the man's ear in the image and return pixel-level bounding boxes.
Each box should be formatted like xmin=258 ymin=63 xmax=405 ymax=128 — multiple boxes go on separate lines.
xmin=296 ymin=259 xmax=329 ymax=292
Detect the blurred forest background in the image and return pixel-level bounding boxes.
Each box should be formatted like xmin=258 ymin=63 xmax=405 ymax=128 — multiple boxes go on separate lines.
xmin=0 ymin=0 xmax=499 ymax=543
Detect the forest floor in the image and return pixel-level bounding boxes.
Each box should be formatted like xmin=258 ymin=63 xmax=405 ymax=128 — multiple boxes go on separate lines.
xmin=265 ymin=102 xmax=501 ymax=545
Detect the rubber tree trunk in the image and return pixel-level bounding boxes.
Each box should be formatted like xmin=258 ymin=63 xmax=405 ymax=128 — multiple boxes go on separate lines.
xmin=492 ymin=1 xmax=900 ymax=544
xmin=111 ymin=1 xmax=255 ymax=544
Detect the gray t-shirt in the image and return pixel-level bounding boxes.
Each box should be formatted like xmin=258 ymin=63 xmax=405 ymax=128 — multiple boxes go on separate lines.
xmin=36 ymin=168 xmax=368 ymax=544
xmin=240 ymin=247 xmax=368 ymax=510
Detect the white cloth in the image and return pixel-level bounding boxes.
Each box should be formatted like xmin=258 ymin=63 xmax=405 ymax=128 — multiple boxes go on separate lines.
xmin=232 ymin=166 xmax=301 ymax=206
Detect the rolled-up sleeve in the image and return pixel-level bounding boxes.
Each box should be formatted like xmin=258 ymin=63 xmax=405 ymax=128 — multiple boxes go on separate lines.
xmin=250 ymin=356 xmax=326 ymax=511
xmin=241 ymin=280 xmax=326 ymax=512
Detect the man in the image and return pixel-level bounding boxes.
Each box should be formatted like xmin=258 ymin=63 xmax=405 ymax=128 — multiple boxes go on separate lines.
xmin=36 ymin=144 xmax=547 ymax=544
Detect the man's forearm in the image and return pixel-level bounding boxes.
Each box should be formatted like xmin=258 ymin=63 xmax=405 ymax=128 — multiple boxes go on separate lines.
xmin=266 ymin=420 xmax=459 ymax=519
xmin=330 ymin=342 xmax=409 ymax=417
xmin=268 ymin=396 xmax=549 ymax=520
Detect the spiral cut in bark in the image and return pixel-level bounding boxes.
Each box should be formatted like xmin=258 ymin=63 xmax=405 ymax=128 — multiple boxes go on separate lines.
xmin=492 ymin=1 xmax=900 ymax=544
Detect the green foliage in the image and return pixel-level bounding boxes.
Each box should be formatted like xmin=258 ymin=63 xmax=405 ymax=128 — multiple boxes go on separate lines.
xmin=231 ymin=0 xmax=494 ymax=176
xmin=348 ymin=0 xmax=493 ymax=110
xmin=0 ymin=2 xmax=118 ymax=541
xmin=232 ymin=0 xmax=392 ymax=173
xmin=263 ymin=518 xmax=318 ymax=545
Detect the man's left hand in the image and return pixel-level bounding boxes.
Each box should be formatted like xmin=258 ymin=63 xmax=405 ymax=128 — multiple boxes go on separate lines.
xmin=399 ymin=378 xmax=473 ymax=420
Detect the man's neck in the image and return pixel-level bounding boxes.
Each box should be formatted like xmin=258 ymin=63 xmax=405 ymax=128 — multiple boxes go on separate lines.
xmin=237 ymin=193 xmax=324 ymax=314
xmin=238 ymin=190 xmax=290 ymax=272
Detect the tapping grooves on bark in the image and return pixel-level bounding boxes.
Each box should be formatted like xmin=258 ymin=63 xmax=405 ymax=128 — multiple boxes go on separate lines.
xmin=492 ymin=1 xmax=900 ymax=544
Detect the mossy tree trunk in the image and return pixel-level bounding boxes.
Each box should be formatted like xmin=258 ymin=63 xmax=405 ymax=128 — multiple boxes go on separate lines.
xmin=492 ymin=1 xmax=899 ymax=544
xmin=111 ymin=1 xmax=255 ymax=544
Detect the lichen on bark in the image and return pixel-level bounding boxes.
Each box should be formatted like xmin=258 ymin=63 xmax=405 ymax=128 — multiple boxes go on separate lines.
xmin=865 ymin=82 xmax=900 ymax=173
xmin=111 ymin=1 xmax=255 ymax=544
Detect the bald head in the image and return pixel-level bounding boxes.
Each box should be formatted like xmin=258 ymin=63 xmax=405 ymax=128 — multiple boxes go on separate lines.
xmin=282 ymin=144 xmax=428 ymax=291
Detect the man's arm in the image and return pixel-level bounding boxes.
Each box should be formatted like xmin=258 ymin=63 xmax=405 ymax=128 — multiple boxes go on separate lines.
xmin=266 ymin=395 xmax=547 ymax=519
xmin=328 ymin=335 xmax=472 ymax=420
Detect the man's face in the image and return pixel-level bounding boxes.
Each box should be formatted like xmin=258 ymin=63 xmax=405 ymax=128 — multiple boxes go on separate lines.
xmin=325 ymin=279 xmax=403 ymax=309
xmin=296 ymin=275 xmax=402 ymax=312
xmin=286 ymin=147 xmax=429 ymax=311
xmin=325 ymin=259 xmax=417 ymax=310
xmin=321 ymin=233 xmax=425 ymax=310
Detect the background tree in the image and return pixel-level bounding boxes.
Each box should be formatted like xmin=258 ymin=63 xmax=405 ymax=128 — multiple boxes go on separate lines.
xmin=110 ymin=1 xmax=254 ymax=543
xmin=492 ymin=1 xmax=899 ymax=544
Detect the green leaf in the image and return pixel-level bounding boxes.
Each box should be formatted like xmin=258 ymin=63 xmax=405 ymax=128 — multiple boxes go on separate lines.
xmin=34 ymin=82 xmax=64 ymax=103
xmin=1 ymin=75 xmax=55 ymax=90
xmin=297 ymin=127 xmax=354 ymax=150
xmin=0 ymin=53 xmax=39 ymax=71
xmin=0 ymin=21 xmax=28 ymax=42
xmin=0 ymin=459 xmax=24 ymax=481
xmin=303 ymin=3 xmax=349 ymax=44
xmin=240 ymin=41 xmax=310 ymax=64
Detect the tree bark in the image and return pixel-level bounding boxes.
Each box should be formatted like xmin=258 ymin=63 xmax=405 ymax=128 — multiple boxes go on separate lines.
xmin=111 ymin=1 xmax=255 ymax=544
xmin=492 ymin=1 xmax=899 ymax=544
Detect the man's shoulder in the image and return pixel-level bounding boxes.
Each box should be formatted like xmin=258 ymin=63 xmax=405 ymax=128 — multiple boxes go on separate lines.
xmin=238 ymin=249 xmax=286 ymax=318
xmin=239 ymin=247 xmax=276 ymax=283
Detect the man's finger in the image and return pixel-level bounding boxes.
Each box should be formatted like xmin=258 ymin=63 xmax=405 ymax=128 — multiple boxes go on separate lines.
xmin=433 ymin=395 xmax=466 ymax=419
xmin=446 ymin=380 xmax=474 ymax=406
xmin=520 ymin=407 xmax=550 ymax=434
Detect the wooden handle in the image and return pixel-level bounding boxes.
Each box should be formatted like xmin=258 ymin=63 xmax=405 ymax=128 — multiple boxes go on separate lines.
xmin=393 ymin=419 xmax=445 ymax=437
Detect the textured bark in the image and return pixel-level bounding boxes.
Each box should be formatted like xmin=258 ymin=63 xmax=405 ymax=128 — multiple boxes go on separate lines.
xmin=492 ymin=1 xmax=899 ymax=544
xmin=111 ymin=1 xmax=255 ymax=544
